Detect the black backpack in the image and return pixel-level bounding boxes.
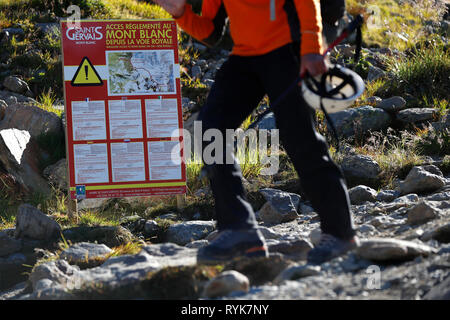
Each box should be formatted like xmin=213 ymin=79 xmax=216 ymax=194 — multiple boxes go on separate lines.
xmin=320 ymin=0 xmax=346 ymax=26
xmin=320 ymin=0 xmax=347 ymax=44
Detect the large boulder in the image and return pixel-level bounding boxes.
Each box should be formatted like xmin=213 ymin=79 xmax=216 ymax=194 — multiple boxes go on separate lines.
xmin=201 ymin=270 xmax=249 ymax=298
xmin=396 ymin=165 xmax=445 ymax=195
xmin=375 ymin=96 xmax=406 ymax=113
xmin=396 ymin=108 xmax=437 ymax=123
xmin=14 ymin=204 xmax=61 ymax=240
xmin=0 ymin=102 xmax=62 ymax=139
xmin=355 ymin=238 xmax=436 ymax=262
xmin=340 ymin=154 xmax=381 ymax=187
xmin=258 ymin=188 xmax=301 ymax=224
xmin=2 ymin=76 xmax=31 ymax=95
xmin=406 ymin=200 xmax=441 ymax=225
xmin=0 ymin=128 xmax=51 ymax=195
xmin=0 ymin=90 xmax=36 ymax=105
xmin=59 ymin=242 xmax=112 ymax=265
xmin=348 ymin=185 xmax=377 ymax=204
xmin=328 ymin=105 xmax=392 ymax=137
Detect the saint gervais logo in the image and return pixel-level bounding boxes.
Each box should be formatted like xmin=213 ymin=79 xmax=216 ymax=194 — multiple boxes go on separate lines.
xmin=66 ymin=26 xmax=103 ymax=41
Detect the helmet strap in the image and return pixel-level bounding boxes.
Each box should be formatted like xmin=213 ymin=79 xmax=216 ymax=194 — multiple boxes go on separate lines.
xmin=319 ymin=97 xmax=340 ymax=152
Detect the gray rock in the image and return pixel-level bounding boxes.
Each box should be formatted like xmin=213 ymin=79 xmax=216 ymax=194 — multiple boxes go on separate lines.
xmin=2 ymin=76 xmax=30 ymax=94
xmin=420 ymin=222 xmax=450 ymax=243
xmin=309 ymin=228 xmax=322 ymax=246
xmin=29 ymin=259 xmax=81 ymax=291
xmin=257 ymin=226 xmax=281 ymax=240
xmin=340 ymin=154 xmax=381 ymax=184
xmin=328 ymin=106 xmax=392 ymax=138
xmin=43 ymin=159 xmax=67 ymax=190
xmin=407 ymin=201 xmax=441 ymax=225
xmin=426 ymin=191 xmax=450 ymax=202
xmin=0 ymin=102 xmax=62 ymax=139
xmin=59 ymin=242 xmax=112 ymax=264
xmin=140 ymin=243 xmax=197 ymax=268
xmin=423 ymin=276 xmax=450 ymax=300
xmin=366 ymin=96 xmax=382 ymax=105
xmin=185 ymin=239 xmax=209 ymax=248
xmin=376 ymin=190 xmax=400 ymax=202
xmin=358 ymin=224 xmax=378 ymax=234
xmin=375 ymin=96 xmax=406 ymax=112
xmin=202 ymin=270 xmax=249 ymax=298
xmin=355 ymin=238 xmax=435 ymax=261
xmin=0 ymin=100 xmax=6 ymax=120
xmin=0 ymin=129 xmax=29 ymax=165
xmin=166 ymin=220 xmax=216 ymax=245
xmin=367 ymin=65 xmax=386 ymax=82
xmin=191 ymin=65 xmax=202 ymax=79
xmin=158 ymin=213 xmax=178 ymax=220
xmin=396 ymin=108 xmax=437 ymax=123
xmin=267 ymin=239 xmax=313 ymax=260
xmin=143 ymin=220 xmax=159 ymax=236
xmin=0 ymin=91 xmax=35 ymax=105
xmin=393 ymin=193 xmax=420 ymax=204
xmin=0 ymin=232 xmax=22 ymax=257
xmin=0 ymin=128 xmax=51 ymax=195
xmin=273 ymin=264 xmax=321 ymax=284
xmin=431 ymin=114 xmax=450 ymax=131
xmin=258 ymin=188 xmax=301 ymax=224
xmin=397 ymin=166 xmax=445 ymax=195
xmin=14 ymin=204 xmax=61 ymax=240
xmin=348 ymin=185 xmax=377 ymax=205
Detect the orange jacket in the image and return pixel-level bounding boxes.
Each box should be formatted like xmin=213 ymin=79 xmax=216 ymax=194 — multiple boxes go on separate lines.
xmin=175 ymin=0 xmax=324 ymax=57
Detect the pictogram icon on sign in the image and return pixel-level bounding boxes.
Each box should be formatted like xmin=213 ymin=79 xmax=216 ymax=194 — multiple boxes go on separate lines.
xmin=71 ymin=57 xmax=103 ymax=86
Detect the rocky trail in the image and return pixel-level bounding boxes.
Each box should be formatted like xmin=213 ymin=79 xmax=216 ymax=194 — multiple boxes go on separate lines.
xmin=0 ymin=162 xmax=449 ymax=300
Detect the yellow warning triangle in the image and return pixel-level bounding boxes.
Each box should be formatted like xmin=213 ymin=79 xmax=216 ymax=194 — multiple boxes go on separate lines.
xmin=71 ymin=57 xmax=103 ymax=86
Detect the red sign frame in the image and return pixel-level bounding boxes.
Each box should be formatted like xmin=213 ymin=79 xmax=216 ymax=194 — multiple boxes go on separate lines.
xmin=61 ymin=19 xmax=186 ymax=200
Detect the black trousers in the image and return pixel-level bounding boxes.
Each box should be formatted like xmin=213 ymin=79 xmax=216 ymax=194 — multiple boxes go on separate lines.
xmin=197 ymin=43 xmax=356 ymax=240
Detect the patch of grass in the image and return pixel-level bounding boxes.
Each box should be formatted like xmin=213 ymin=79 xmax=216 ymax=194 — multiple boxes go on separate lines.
xmin=101 ymin=0 xmax=171 ymax=19
xmin=353 ymin=129 xmax=425 ymax=188
xmin=346 ymin=0 xmax=447 ymax=50
xmin=37 ymin=89 xmax=63 ymax=116
xmin=108 ymin=241 xmax=143 ymax=257
xmin=415 ymin=126 xmax=450 ymax=157
xmin=377 ymin=41 xmax=450 ymax=108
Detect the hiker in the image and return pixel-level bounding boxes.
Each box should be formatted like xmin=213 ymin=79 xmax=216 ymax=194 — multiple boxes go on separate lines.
xmin=154 ymin=0 xmax=359 ymax=264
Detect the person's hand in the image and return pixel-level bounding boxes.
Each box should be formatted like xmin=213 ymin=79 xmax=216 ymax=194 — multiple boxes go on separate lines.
xmin=153 ymin=0 xmax=186 ymax=18
xmin=300 ymin=53 xmax=328 ymax=78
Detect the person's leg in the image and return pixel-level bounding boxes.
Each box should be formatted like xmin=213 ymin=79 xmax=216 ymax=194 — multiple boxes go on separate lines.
xmin=197 ymin=55 xmax=265 ymax=231
xmin=196 ymin=55 xmax=269 ymax=263
xmin=251 ymin=43 xmax=356 ymax=240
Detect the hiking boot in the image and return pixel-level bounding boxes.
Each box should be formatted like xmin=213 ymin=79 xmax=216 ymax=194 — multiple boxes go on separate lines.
xmin=307 ymin=233 xmax=359 ymax=265
xmin=197 ymin=228 xmax=268 ymax=264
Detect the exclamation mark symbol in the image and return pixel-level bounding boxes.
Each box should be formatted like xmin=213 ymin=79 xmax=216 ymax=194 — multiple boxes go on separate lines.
xmin=85 ymin=65 xmax=89 ymax=81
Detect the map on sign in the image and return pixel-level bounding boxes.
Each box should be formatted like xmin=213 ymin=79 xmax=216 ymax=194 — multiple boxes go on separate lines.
xmin=106 ymin=50 xmax=176 ymax=96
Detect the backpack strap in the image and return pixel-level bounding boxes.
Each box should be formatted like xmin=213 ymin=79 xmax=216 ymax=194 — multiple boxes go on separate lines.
xmin=270 ymin=0 xmax=276 ymax=21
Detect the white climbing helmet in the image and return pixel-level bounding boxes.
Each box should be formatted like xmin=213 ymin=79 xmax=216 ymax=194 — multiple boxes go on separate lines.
xmin=301 ymin=64 xmax=365 ymax=113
